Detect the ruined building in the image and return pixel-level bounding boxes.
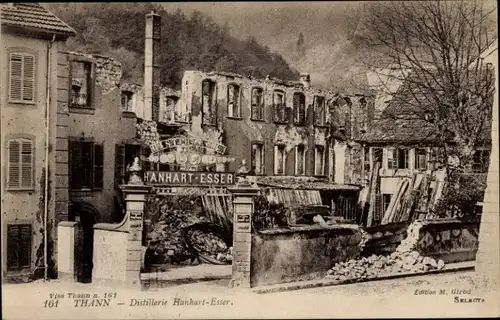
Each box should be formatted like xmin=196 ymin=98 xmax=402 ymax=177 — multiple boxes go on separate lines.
xmin=182 ymin=71 xmax=370 ymax=181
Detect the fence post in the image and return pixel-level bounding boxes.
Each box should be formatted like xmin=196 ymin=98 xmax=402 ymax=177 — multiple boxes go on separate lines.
xmin=227 ymin=178 xmax=260 ymax=288
xmin=92 ymin=157 xmax=151 ymax=288
xmin=57 ymin=221 xmax=78 ymax=282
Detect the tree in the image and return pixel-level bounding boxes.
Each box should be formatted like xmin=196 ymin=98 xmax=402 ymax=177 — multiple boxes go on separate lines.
xmin=359 ymin=0 xmax=496 ymax=174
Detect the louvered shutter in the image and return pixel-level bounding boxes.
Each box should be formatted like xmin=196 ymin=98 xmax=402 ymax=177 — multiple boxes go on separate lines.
xmin=227 ymin=85 xmax=234 ymax=117
xmin=7 ymin=224 xmax=31 ymax=270
xmin=22 ymin=55 xmax=35 ymax=102
xmin=20 ymin=140 xmax=33 ymax=188
xmin=69 ymin=141 xmax=82 ymax=189
xmin=233 ymin=85 xmax=240 ymax=117
xmin=7 ymin=225 xmax=20 ymax=270
xmin=293 ymin=93 xmax=300 ymax=123
xmin=9 ymin=53 xmax=35 ymax=103
xmin=9 ymin=54 xmax=23 ymax=101
xmin=88 ymin=62 xmax=95 ymax=108
xmin=8 ymin=140 xmax=21 ymax=188
xmin=93 ymin=143 xmax=104 ymax=189
xmin=258 ymin=89 xmax=264 ymax=120
xmin=19 ymin=225 xmax=32 ymax=268
xmin=115 ymin=144 xmax=125 ymax=188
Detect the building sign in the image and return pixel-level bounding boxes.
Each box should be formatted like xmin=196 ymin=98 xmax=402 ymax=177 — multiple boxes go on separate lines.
xmin=149 ymin=136 xmax=226 ymax=155
xmin=236 ymin=214 xmax=250 ymax=223
xmin=235 ymin=214 xmax=251 ymax=231
xmin=139 ymin=130 xmax=235 ymax=168
xmin=129 ymin=211 xmax=142 ymax=221
xmin=144 ymin=171 xmax=235 ymax=186
xmin=137 ymin=122 xmax=238 ymax=187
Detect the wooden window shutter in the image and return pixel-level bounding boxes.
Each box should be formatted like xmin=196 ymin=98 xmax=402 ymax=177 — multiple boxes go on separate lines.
xmin=115 ymin=144 xmax=125 ymax=188
xmin=293 ymin=93 xmax=300 ymax=122
xmin=89 ymin=62 xmax=96 ymax=108
xmin=19 ymin=224 xmax=32 ymax=267
xmin=93 ymin=143 xmax=104 ymax=189
xmin=9 ymin=53 xmax=35 ymax=103
xmin=20 ymin=140 xmax=33 ymax=188
xmin=7 ymin=139 xmax=32 ymax=189
xmin=9 ymin=54 xmax=23 ymax=101
xmin=8 ymin=140 xmax=21 ymax=188
xmin=22 ymin=55 xmax=35 ymax=102
xmin=7 ymin=224 xmax=32 ymax=270
xmin=7 ymin=225 xmax=20 ymax=270
xmin=69 ymin=141 xmax=81 ymax=189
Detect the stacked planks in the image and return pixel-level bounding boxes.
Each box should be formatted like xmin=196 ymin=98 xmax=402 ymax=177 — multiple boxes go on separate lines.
xmin=201 ymin=187 xmax=233 ymax=231
xmin=381 ymin=178 xmax=410 ymax=224
xmin=380 ymin=169 xmax=448 ymax=225
xmin=381 ymin=173 xmax=423 ymax=225
xmin=365 ymin=161 xmax=381 ymax=227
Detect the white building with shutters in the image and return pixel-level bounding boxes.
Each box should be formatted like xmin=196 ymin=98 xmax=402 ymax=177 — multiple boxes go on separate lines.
xmin=0 ymin=3 xmax=75 ymax=281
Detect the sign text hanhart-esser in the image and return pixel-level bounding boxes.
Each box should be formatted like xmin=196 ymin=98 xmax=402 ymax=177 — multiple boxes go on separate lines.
xmin=144 ymin=171 xmax=235 ymax=186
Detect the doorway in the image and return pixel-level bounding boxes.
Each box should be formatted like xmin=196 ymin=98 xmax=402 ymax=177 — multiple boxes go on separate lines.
xmin=72 ymin=202 xmax=97 ymax=283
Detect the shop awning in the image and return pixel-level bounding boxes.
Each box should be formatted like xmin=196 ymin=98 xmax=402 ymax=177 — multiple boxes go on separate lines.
xmin=266 ymin=188 xmax=322 ymax=207
xmin=248 ymin=176 xmax=361 ymax=191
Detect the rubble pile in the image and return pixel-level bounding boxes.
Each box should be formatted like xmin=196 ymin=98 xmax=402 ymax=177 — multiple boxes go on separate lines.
xmin=147 ymin=199 xmax=208 ymax=264
xmin=187 ymin=229 xmax=232 ymax=263
xmin=145 ymin=195 xmax=233 ymax=265
xmin=326 ymin=221 xmax=445 ymax=281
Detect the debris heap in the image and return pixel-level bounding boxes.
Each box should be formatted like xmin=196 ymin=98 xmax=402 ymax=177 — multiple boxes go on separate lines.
xmin=145 ymin=195 xmax=233 ymax=265
xmin=147 ymin=198 xmax=207 ymax=264
xmin=326 ymin=221 xmax=445 ymax=281
xmin=187 ymin=229 xmax=232 ymax=263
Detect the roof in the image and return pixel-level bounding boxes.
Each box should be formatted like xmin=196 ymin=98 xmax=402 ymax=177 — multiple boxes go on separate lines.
xmin=248 ymin=176 xmax=361 ymax=191
xmin=1 ymin=3 xmax=76 ymax=37
xmin=357 ymin=69 xmax=492 ymax=145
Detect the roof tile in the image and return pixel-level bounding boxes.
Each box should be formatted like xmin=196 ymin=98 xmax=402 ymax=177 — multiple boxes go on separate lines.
xmin=1 ymin=3 xmax=75 ymax=36
xmin=358 ymin=70 xmax=492 ymax=145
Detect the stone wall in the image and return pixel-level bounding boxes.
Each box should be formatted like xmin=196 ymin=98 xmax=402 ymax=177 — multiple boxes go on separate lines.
xmin=362 ymin=219 xmax=480 ymax=264
xmin=416 ymin=219 xmax=480 ymax=263
xmin=65 ymin=52 xmax=122 ymax=94
xmin=92 ymin=229 xmax=128 ymax=282
xmin=362 ymin=221 xmax=410 ymax=256
xmin=250 ymin=225 xmax=363 ymax=287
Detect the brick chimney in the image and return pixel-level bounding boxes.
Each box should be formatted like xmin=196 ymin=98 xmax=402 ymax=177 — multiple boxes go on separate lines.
xmin=144 ymin=11 xmax=161 ymax=121
xmin=299 ymin=73 xmax=311 ymax=88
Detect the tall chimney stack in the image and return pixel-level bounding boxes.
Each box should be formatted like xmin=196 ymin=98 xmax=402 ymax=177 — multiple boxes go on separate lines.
xmin=144 ymin=11 xmax=161 ymax=121
xmin=299 ymin=73 xmax=311 ymax=88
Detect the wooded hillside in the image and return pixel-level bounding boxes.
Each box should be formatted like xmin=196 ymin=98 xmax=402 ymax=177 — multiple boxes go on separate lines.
xmin=45 ymin=3 xmax=299 ymax=88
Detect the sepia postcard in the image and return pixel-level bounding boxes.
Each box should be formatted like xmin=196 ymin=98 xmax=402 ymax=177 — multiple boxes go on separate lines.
xmin=1 ymin=1 xmax=499 ymax=319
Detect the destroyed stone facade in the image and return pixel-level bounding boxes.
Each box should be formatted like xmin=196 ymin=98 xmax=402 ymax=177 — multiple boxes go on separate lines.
xmin=121 ymin=84 xmax=181 ymax=124
xmin=64 ymin=52 xmax=137 ymax=223
xmin=179 ymin=70 xmax=372 ymax=184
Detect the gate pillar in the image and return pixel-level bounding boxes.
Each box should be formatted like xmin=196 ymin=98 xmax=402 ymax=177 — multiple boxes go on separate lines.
xmin=227 ymin=178 xmax=260 ymax=288
xmin=120 ymin=183 xmax=151 ymax=287
xmin=92 ymin=158 xmax=151 ymax=288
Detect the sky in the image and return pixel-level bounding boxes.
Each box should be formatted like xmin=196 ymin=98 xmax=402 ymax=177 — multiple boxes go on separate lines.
xmin=161 ymin=2 xmax=364 ymax=47
xmin=160 ymin=2 xmax=367 ymax=88
xmin=160 ymin=1 xmax=498 ymax=89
